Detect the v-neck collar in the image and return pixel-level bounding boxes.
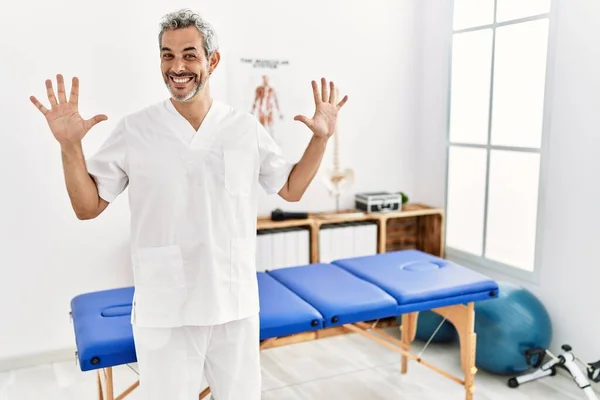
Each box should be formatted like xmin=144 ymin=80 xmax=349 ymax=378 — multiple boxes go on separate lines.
xmin=164 ymin=98 xmax=225 ymax=148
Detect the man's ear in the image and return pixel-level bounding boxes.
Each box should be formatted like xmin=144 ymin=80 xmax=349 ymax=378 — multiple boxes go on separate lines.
xmin=208 ymin=51 xmax=221 ymax=75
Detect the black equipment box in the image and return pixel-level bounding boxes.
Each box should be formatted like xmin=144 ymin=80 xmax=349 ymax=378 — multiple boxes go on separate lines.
xmin=355 ymin=192 xmax=402 ymax=213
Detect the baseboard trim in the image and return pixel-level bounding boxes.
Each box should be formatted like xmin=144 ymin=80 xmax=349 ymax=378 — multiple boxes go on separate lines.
xmin=0 ymin=347 xmax=76 ymax=372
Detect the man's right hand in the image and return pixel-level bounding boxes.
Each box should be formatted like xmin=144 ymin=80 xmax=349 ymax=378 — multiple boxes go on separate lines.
xmin=30 ymin=74 xmax=110 ymax=220
xmin=30 ymin=74 xmax=107 ymax=147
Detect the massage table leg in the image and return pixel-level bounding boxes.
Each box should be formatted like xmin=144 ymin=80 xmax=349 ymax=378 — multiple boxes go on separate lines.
xmin=106 ymin=368 xmax=114 ymax=400
xmin=199 ymin=387 xmax=211 ymax=399
xmin=400 ymin=312 xmax=419 ymax=374
xmin=344 ymin=321 xmax=465 ymax=386
xmin=96 ymin=367 xmax=139 ymax=400
xmin=115 ymin=380 xmax=139 ymax=400
xmin=96 ymin=368 xmax=114 ymax=400
xmin=351 ymin=305 xmax=476 ymax=400
xmin=97 ymin=370 xmax=104 ymax=400
xmin=432 ymin=302 xmax=477 ymax=400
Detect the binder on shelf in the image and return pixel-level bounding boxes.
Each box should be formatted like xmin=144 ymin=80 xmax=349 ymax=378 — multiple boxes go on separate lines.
xmin=318 ymin=221 xmax=378 ymax=263
xmin=256 ymin=227 xmax=310 ymax=271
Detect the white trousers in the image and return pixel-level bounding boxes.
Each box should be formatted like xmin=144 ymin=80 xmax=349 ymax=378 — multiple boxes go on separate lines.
xmin=132 ymin=314 xmax=261 ymax=400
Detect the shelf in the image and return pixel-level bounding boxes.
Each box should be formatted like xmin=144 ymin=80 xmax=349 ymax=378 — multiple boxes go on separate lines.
xmin=258 ymin=203 xmax=442 ymax=228
xmin=256 ymin=203 xmax=444 ymax=262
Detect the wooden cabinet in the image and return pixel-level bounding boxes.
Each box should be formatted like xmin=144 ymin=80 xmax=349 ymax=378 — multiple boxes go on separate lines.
xmin=256 ymin=203 xmax=444 ymax=262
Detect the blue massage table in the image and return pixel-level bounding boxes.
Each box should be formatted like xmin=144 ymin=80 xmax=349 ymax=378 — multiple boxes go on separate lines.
xmin=70 ymin=250 xmax=499 ymax=400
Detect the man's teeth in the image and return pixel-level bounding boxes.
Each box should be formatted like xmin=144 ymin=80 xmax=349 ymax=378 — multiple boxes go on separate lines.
xmin=172 ymin=77 xmax=192 ymax=83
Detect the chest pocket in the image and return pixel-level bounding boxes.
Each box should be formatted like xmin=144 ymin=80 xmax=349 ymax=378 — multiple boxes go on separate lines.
xmin=224 ymin=148 xmax=255 ymax=197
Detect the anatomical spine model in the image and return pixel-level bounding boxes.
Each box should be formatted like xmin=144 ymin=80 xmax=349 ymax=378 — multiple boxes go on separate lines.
xmin=322 ymin=87 xmax=354 ymax=211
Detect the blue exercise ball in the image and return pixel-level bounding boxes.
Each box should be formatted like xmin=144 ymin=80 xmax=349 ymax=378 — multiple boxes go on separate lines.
xmin=415 ymin=310 xmax=458 ymax=343
xmin=474 ymin=281 xmax=552 ymax=375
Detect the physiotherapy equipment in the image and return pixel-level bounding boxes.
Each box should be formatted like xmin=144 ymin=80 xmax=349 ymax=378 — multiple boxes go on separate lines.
xmin=70 ymin=250 xmax=499 ymax=400
xmin=474 ymin=281 xmax=552 ymax=374
xmin=508 ymin=345 xmax=600 ymax=400
xmin=355 ymin=191 xmax=403 ymax=213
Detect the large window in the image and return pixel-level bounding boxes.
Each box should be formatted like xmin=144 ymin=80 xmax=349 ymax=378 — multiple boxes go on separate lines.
xmin=445 ymin=0 xmax=552 ymax=276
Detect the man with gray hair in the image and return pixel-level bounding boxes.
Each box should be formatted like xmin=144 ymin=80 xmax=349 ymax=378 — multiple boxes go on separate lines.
xmin=30 ymin=8 xmax=348 ymax=399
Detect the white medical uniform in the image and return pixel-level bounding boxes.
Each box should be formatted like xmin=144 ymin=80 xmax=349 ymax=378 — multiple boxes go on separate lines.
xmin=86 ymin=98 xmax=294 ymax=399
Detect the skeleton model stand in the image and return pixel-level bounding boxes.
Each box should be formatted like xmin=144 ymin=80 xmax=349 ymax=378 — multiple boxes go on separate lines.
xmin=508 ymin=344 xmax=600 ymax=399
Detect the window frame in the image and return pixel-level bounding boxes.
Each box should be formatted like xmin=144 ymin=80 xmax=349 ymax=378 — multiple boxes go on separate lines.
xmin=443 ymin=0 xmax=558 ymax=283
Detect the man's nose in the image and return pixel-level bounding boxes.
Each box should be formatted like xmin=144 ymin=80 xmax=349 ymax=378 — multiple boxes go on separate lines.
xmin=172 ymin=57 xmax=186 ymax=73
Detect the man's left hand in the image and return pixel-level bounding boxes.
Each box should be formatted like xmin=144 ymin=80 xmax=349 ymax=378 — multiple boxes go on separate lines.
xmin=294 ymin=78 xmax=348 ymax=139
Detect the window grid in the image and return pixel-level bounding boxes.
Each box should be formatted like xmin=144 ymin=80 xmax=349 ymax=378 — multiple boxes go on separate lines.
xmin=447 ymin=0 xmax=551 ymax=270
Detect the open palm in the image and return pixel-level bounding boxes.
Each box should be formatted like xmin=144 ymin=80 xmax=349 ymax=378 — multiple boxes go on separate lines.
xmin=30 ymin=74 xmax=107 ymax=145
xmin=294 ymin=78 xmax=348 ymax=138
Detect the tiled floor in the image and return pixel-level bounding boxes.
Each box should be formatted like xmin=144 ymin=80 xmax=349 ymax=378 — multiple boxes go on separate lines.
xmin=0 ymin=328 xmax=596 ymax=399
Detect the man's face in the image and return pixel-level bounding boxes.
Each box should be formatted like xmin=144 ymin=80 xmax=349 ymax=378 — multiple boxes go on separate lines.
xmin=160 ymin=26 xmax=216 ymax=102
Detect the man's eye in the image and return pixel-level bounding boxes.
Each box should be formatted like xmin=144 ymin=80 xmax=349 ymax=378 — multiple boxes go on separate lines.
xmin=185 ymin=54 xmax=196 ymax=59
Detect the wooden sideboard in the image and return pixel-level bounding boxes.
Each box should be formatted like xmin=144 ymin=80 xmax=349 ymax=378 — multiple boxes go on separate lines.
xmin=256 ymin=203 xmax=444 ymax=262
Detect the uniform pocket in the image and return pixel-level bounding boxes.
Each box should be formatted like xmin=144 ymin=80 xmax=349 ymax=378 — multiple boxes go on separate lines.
xmin=132 ymin=245 xmax=186 ymax=327
xmin=224 ymin=148 xmax=254 ymax=197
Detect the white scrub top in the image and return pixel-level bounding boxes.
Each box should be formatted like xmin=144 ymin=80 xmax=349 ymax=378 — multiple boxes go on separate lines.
xmin=86 ymin=99 xmax=294 ymax=328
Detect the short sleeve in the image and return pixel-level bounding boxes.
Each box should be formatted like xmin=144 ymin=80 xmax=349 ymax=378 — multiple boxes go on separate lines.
xmin=257 ymin=122 xmax=295 ymax=194
xmin=86 ymin=120 xmax=129 ymax=202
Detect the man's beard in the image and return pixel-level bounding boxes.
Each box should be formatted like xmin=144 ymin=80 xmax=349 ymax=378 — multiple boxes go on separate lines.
xmin=165 ymin=73 xmax=207 ymax=102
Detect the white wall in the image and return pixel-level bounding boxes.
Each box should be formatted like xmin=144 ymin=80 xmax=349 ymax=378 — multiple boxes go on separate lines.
xmin=228 ymin=0 xmax=419 ymax=214
xmin=0 ymin=0 xmax=418 ymax=367
xmin=0 ymin=0 xmax=234 ymax=368
xmin=413 ymin=1 xmax=453 ymax=209
xmin=413 ymin=0 xmax=600 ymax=362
